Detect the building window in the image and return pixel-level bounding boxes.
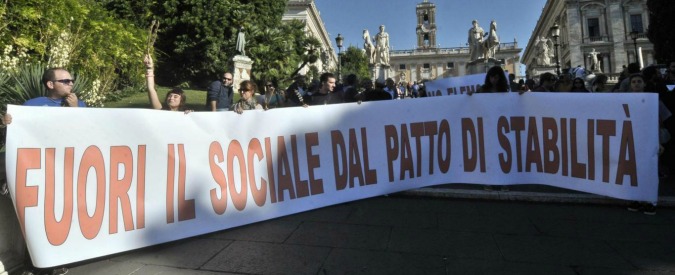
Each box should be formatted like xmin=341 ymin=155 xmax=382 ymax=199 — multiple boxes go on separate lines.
xmin=399 ymin=64 xmax=406 ymax=70
xmin=423 ymin=63 xmax=430 ymax=69
xmin=630 ymin=14 xmax=644 ymax=33
xmin=447 ymin=62 xmax=454 ymax=68
xmin=587 ymin=18 xmax=600 ymax=38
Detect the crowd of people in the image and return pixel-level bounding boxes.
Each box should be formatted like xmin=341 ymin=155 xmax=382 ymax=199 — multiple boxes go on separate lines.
xmin=1 ymin=55 xmax=674 ymax=274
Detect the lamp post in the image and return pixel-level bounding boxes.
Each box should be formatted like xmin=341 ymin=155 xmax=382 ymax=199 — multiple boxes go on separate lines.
xmin=335 ymin=33 xmax=344 ymax=83
xmin=630 ymin=29 xmax=639 ymax=64
xmin=550 ymin=22 xmax=561 ymax=76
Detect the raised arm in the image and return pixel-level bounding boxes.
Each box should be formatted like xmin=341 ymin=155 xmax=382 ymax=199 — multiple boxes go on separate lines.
xmin=144 ymin=54 xmax=163 ymax=110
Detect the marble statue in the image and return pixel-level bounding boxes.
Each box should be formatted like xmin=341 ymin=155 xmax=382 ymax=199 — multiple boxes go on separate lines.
xmin=535 ymin=36 xmax=553 ymax=66
xmin=482 ymin=20 xmax=499 ymax=59
xmin=468 ymin=20 xmax=485 ymax=61
xmin=589 ymin=48 xmax=601 ymax=73
xmin=236 ymin=27 xmax=246 ymax=56
xmin=363 ymin=29 xmax=376 ymax=65
xmin=374 ymin=25 xmax=390 ymax=66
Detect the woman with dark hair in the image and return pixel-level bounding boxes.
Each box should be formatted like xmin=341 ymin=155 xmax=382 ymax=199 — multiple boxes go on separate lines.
xmin=144 ymin=54 xmax=189 ymax=112
xmin=232 ymin=80 xmax=263 ymax=114
xmin=570 ymin=77 xmax=590 ymax=92
xmin=468 ymin=66 xmax=510 ymax=191
xmin=470 ymin=65 xmax=509 ymax=94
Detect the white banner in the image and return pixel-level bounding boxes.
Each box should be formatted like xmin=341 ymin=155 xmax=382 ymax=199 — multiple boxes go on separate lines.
xmin=5 ymin=93 xmax=658 ymax=267
xmin=425 ymin=73 xmax=487 ymax=96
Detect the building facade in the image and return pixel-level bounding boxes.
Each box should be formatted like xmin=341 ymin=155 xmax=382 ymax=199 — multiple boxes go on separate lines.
xmin=390 ymin=0 xmax=522 ymax=84
xmin=523 ymin=0 xmax=653 ymax=78
xmin=283 ymin=0 xmax=338 ymax=76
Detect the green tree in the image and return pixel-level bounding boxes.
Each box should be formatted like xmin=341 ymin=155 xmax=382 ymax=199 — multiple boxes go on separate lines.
xmin=0 ymin=0 xmax=147 ymax=106
xmin=339 ymin=46 xmax=370 ymax=81
xmin=103 ymin=0 xmax=323 ymax=89
xmin=647 ymin=0 xmax=675 ymax=63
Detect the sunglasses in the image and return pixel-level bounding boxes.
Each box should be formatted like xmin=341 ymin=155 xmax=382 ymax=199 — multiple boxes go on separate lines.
xmin=53 ymin=79 xmax=75 ymax=85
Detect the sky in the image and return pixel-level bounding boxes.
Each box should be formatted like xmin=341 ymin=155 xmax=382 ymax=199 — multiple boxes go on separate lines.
xmin=314 ymin=0 xmax=548 ymax=75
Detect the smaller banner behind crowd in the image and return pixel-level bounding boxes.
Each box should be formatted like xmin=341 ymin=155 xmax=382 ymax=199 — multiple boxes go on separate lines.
xmin=425 ymin=72 xmax=488 ymax=96
xmin=5 ymin=92 xmax=658 ymax=267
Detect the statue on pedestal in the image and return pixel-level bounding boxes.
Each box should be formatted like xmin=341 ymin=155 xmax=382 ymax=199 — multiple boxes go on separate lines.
xmin=363 ymin=29 xmax=376 ymax=65
xmin=482 ymin=20 xmax=499 ymax=59
xmin=589 ymin=48 xmax=601 ymax=73
xmin=468 ymin=20 xmax=485 ymax=61
xmin=374 ymin=25 xmax=390 ymax=66
xmin=535 ymin=36 xmax=553 ymax=66
xmin=236 ymin=27 xmax=246 ymax=56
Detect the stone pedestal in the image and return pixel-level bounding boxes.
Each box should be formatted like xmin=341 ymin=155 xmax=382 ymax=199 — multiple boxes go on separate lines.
xmin=232 ymin=55 xmax=254 ymax=91
xmin=465 ymin=58 xmax=502 ymax=75
xmin=372 ymin=64 xmax=393 ymax=83
xmin=527 ymin=65 xmax=558 ymax=78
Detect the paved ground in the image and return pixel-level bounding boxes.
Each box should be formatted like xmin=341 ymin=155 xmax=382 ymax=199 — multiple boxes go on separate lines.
xmin=61 ymin=192 xmax=675 ymax=275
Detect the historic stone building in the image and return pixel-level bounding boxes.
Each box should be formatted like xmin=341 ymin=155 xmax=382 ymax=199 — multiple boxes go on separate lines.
xmin=283 ymin=0 xmax=338 ymax=75
xmin=390 ymin=0 xmax=522 ymax=84
xmin=523 ymin=0 xmax=653 ymax=78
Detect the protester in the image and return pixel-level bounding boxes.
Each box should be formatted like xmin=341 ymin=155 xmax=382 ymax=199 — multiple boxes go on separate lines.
xmin=383 ymin=78 xmax=398 ymax=99
xmin=570 ymin=77 xmax=590 ymax=92
xmin=306 ymin=72 xmax=342 ymax=105
xmin=468 ymin=65 xmax=510 ymax=191
xmin=231 ymin=80 xmax=263 ymax=113
xmin=144 ymin=54 xmax=190 ymax=112
xmin=525 ymin=78 xmax=536 ymax=91
xmin=554 ymin=74 xmax=572 ymax=92
xmin=625 ymin=73 xmax=671 ymax=215
xmin=614 ymin=62 xmax=641 ymax=92
xmin=2 ymin=67 xmax=86 ymax=130
xmin=590 ymin=74 xmax=609 ymax=92
xmin=533 ymin=72 xmax=556 ymax=92
xmin=342 ymin=74 xmax=361 ymax=103
xmin=470 ymin=65 xmax=509 ymax=94
xmin=361 ymin=79 xmax=391 ymax=101
xmin=411 ymin=81 xmax=420 ymax=98
xmin=509 ymin=73 xmax=519 ymax=92
xmin=1 ymin=67 xmax=79 ymax=275
xmin=572 ymin=65 xmax=585 ymax=79
xmin=517 ymin=79 xmax=530 ymax=93
xmin=207 ymin=71 xmax=234 ymax=111
xmin=257 ymin=80 xmax=284 ymax=110
xmin=285 ymin=75 xmax=309 ymax=106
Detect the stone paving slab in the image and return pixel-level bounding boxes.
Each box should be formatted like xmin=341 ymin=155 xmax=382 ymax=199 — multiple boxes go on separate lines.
xmin=345 ymin=206 xmax=438 ymax=229
xmin=608 ymin=240 xmax=675 ymax=271
xmin=285 ymin=221 xmax=390 ymax=250
xmin=494 ymin=234 xmax=634 ymax=269
xmin=110 ymin=238 xmax=230 ymax=269
xmin=199 ymin=219 xmax=301 ymax=243
xmin=201 ymin=241 xmax=330 ymax=274
xmin=321 ymin=248 xmax=447 ymax=274
xmin=388 ymin=228 xmax=502 ymax=260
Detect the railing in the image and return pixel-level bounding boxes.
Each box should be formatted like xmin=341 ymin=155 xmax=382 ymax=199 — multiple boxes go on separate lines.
xmin=583 ymin=36 xmax=611 ymax=43
xmin=390 ymin=42 xmax=518 ymax=56
xmin=625 ymin=32 xmax=648 ymax=40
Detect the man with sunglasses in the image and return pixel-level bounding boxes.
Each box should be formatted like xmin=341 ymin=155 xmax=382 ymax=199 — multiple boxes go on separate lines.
xmin=24 ymin=68 xmax=85 ymax=107
xmin=1 ymin=68 xmax=76 ymax=275
xmin=207 ymin=72 xmax=234 ymax=111
xmin=2 ymin=68 xmax=84 ymax=127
